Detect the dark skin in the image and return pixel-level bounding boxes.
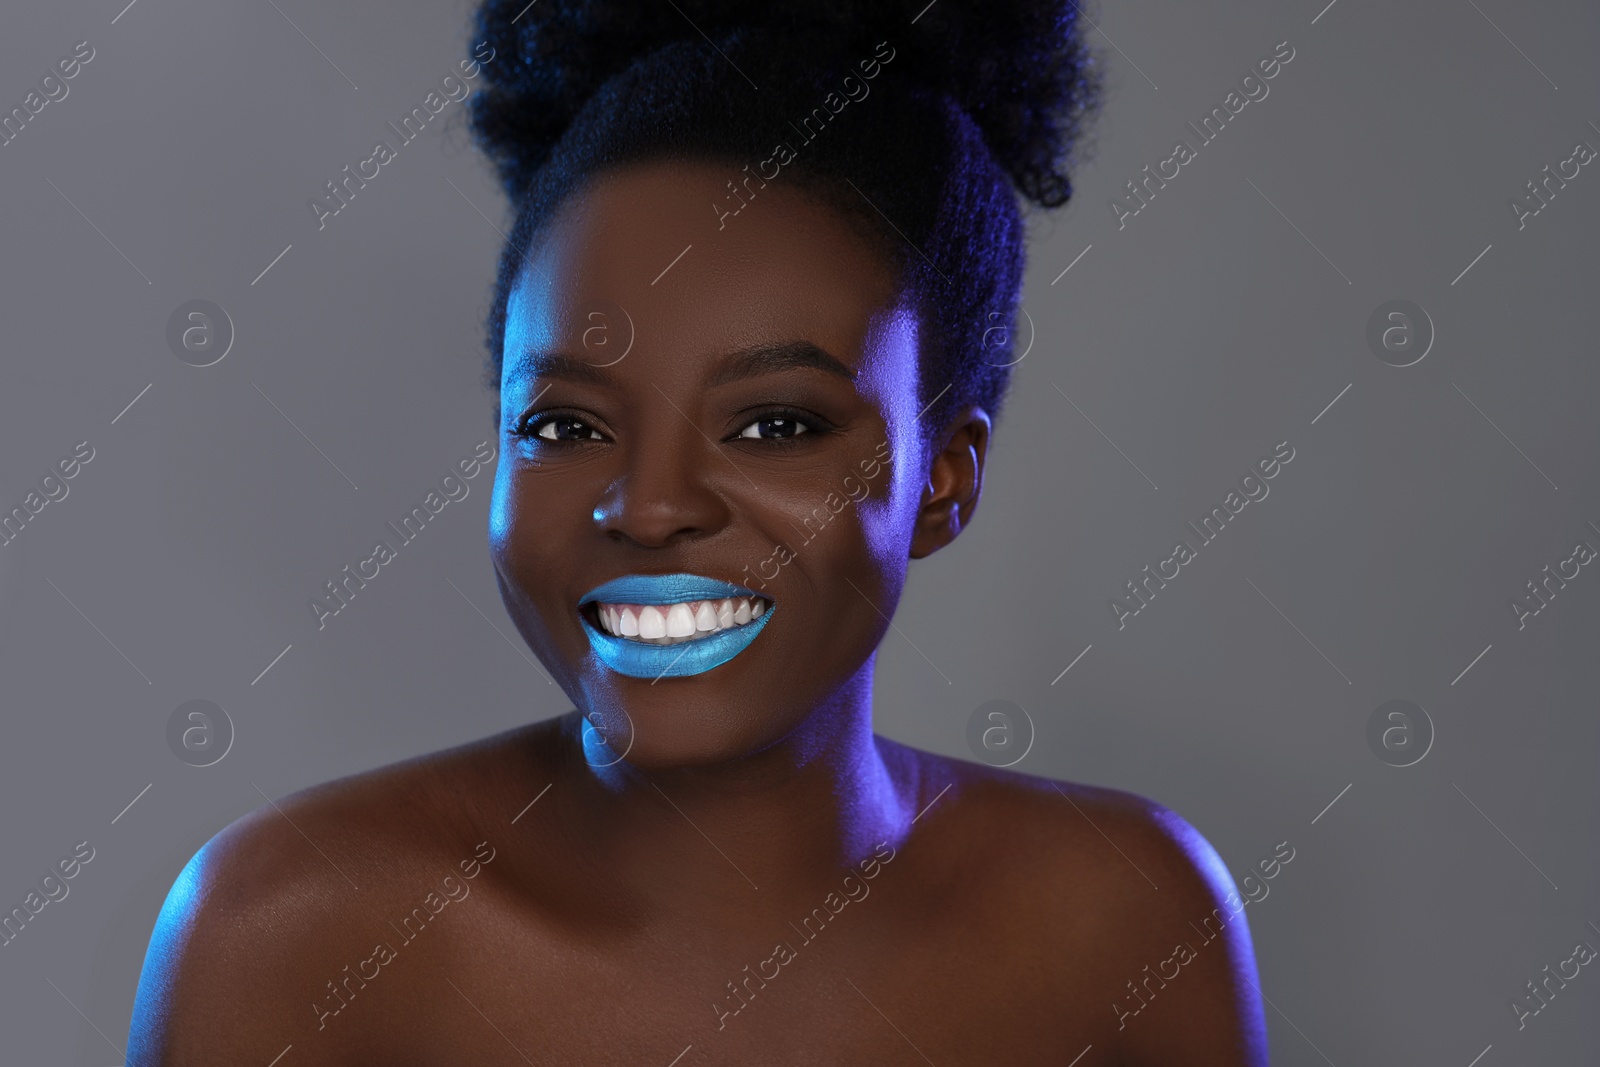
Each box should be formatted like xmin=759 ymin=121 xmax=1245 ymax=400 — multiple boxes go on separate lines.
xmin=127 ymin=160 xmax=1268 ymax=1065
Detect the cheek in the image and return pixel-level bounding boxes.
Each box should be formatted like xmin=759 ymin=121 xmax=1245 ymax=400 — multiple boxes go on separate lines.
xmin=858 ymin=491 xmax=915 ymax=578
xmin=762 ymin=448 xmax=913 ymax=577
xmin=489 ymin=469 xmax=574 ymax=624
xmin=487 ymin=468 xmax=524 ymax=572
xmin=488 ymin=458 xmax=518 ymax=537
xmin=762 ymin=477 xmax=910 ymax=652
xmin=851 ymin=305 xmax=925 ymax=519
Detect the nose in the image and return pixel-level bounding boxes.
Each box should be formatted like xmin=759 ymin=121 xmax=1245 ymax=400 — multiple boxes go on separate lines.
xmin=590 ymin=433 xmax=733 ymax=548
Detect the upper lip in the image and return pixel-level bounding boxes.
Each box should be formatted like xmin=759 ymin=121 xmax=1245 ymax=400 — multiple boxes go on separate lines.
xmin=577 ymin=573 xmax=771 ymax=608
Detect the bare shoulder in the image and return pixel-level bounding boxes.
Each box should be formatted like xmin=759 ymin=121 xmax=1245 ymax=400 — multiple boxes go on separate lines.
xmin=883 ymin=740 xmax=1269 ymax=1064
xmin=883 ymin=737 xmax=1221 ymax=898
xmin=126 ymin=719 xmax=562 ymax=1065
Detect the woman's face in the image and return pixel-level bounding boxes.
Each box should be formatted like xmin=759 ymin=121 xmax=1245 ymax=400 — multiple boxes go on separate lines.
xmin=490 ymin=158 xmax=954 ymax=769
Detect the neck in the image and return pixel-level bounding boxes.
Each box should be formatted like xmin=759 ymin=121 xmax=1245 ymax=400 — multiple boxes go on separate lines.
xmin=560 ymin=660 xmax=919 ymax=912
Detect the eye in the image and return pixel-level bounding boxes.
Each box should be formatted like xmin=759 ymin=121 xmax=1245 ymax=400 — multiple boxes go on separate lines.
xmin=517 ymin=413 xmax=605 ymax=443
xmin=735 ymin=411 xmax=820 ymax=441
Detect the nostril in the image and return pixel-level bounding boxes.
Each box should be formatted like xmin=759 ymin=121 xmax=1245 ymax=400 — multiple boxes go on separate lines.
xmin=592 ymin=497 xmax=690 ymax=542
xmin=589 ymin=462 xmax=732 ymax=547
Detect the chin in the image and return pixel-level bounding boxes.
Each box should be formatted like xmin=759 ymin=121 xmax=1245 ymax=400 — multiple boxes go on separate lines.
xmin=572 ymin=679 xmax=804 ymax=773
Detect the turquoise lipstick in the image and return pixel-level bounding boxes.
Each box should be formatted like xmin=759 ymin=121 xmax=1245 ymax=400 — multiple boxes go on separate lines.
xmin=577 ymin=574 xmax=775 ymax=679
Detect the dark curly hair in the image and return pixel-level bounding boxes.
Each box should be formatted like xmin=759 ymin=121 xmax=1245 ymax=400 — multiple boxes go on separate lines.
xmin=467 ymin=0 xmax=1102 ymax=456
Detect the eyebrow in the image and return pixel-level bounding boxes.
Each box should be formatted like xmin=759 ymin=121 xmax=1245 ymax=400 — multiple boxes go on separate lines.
xmin=706 ymin=341 xmax=858 ymax=387
xmin=510 ymin=340 xmax=858 ymax=388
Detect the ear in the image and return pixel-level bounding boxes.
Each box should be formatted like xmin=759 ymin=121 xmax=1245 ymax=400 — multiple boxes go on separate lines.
xmin=909 ymin=406 xmax=991 ymax=560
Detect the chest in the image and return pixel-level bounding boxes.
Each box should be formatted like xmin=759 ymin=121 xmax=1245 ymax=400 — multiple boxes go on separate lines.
xmin=333 ymin=893 xmax=1122 ymax=1065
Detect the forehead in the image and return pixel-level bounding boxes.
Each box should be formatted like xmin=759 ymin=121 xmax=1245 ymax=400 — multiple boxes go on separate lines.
xmin=503 ymin=159 xmax=907 ymax=382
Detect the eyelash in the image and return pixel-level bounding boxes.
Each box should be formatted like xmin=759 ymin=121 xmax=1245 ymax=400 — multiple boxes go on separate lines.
xmin=729 ymin=406 xmax=835 ymax=447
xmin=511 ymin=411 xmax=601 ymax=446
xmin=512 ymin=406 xmax=833 ymax=448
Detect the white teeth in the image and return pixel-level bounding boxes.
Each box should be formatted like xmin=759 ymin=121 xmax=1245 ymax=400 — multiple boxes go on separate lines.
xmin=592 ymin=595 xmax=770 ymax=644
xmin=666 ymin=603 xmax=696 ymax=638
xmin=637 ymin=605 xmax=667 ymax=639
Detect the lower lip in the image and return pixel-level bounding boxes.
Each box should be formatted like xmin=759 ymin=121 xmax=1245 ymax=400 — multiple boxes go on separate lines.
xmin=579 ymin=605 xmax=776 ymax=679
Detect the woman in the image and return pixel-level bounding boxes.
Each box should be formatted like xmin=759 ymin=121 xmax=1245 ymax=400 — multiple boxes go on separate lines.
xmin=128 ymin=1 xmax=1269 ymax=1062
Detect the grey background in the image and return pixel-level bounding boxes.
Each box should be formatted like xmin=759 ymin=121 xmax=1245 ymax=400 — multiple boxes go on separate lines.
xmin=1 ymin=0 xmax=1596 ymax=1062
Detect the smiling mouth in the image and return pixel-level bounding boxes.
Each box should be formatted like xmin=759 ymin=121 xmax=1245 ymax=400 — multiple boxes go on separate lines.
xmin=587 ymin=596 xmax=770 ymax=645
xmin=575 ymin=573 xmax=776 ymax=679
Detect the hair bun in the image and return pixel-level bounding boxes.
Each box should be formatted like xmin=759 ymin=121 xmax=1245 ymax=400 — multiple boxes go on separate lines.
xmin=469 ymin=0 xmax=1101 ymax=207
